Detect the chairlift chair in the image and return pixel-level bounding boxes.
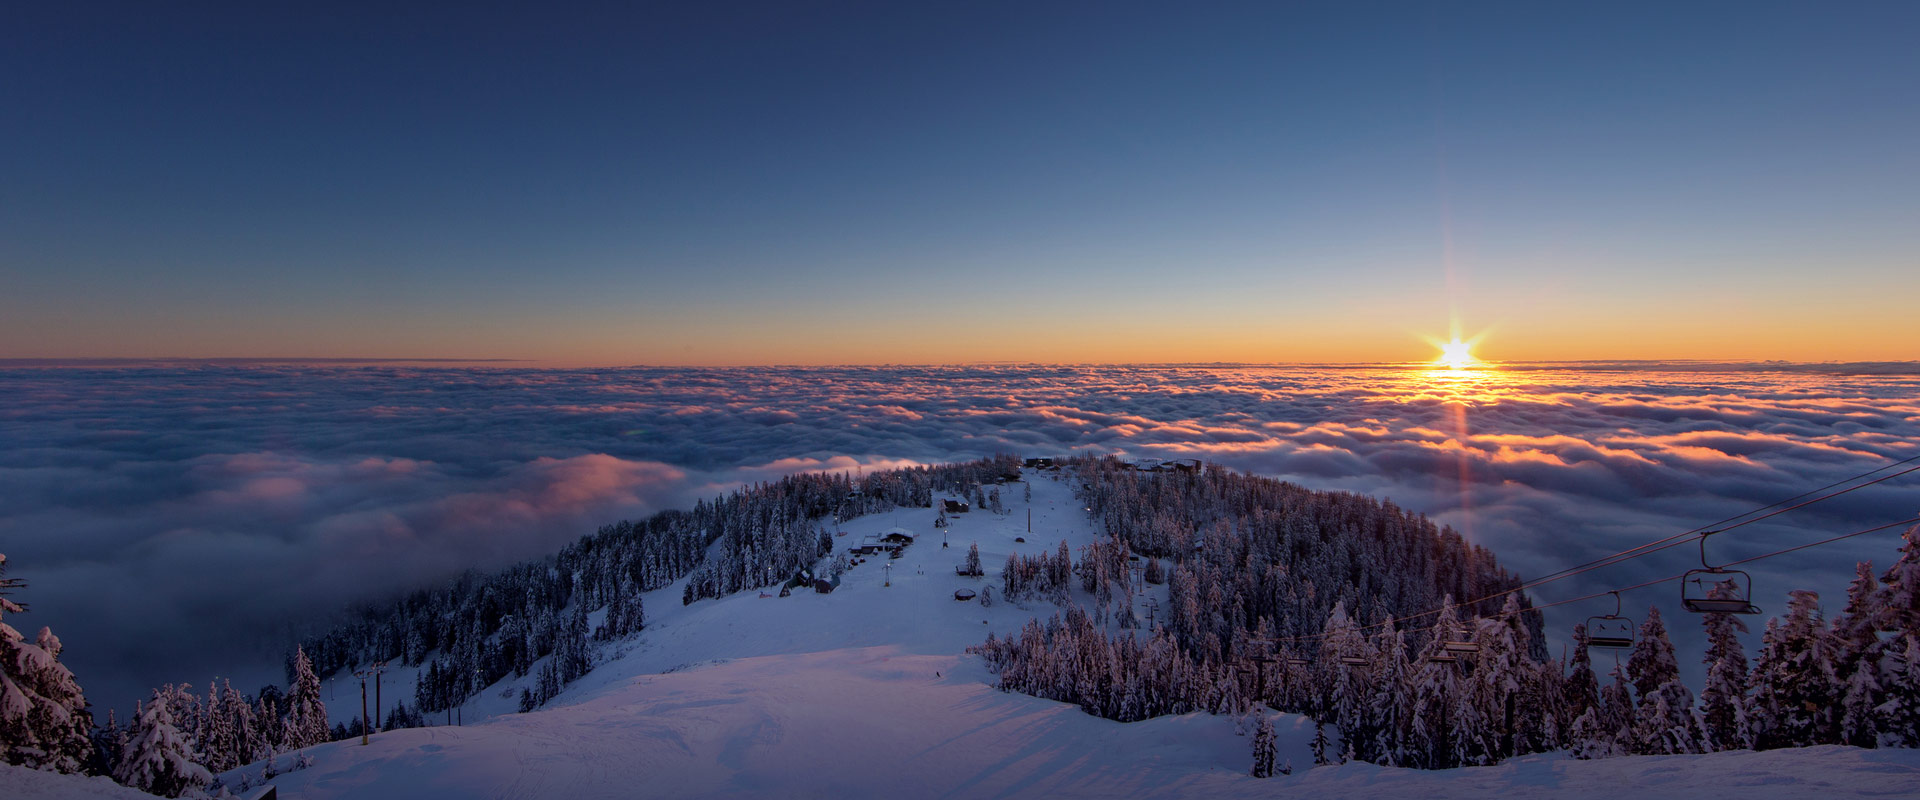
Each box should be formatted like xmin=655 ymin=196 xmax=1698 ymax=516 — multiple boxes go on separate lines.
xmin=1423 ymin=627 xmax=1479 ymax=660
xmin=1680 ymin=533 xmax=1761 ymax=615
xmin=1338 ymin=655 xmax=1369 ymax=666
xmin=1585 ymin=591 xmax=1636 ymax=649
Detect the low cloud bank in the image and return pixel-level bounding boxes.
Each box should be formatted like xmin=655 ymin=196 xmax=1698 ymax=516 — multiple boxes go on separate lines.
xmin=2 ymin=363 xmax=1916 ymax=710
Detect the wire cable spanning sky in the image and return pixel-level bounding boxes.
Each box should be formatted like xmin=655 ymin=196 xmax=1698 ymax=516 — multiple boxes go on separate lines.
xmin=3 ymin=2 xmax=1916 ymax=365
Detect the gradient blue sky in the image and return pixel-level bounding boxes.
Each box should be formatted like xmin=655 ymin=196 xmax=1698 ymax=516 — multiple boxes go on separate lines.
xmin=4 ymin=1 xmax=1916 ymax=364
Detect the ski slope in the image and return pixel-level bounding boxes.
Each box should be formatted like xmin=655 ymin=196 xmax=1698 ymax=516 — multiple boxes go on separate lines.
xmin=225 ymin=468 xmax=1920 ymax=799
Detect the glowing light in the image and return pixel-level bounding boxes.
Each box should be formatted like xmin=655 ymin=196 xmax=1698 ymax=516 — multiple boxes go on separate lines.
xmin=1436 ymin=338 xmax=1477 ymax=369
xmin=1428 ymin=324 xmax=1482 ymax=370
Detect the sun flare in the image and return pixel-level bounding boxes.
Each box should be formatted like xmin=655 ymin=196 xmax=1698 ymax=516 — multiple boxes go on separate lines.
xmin=1436 ymin=338 xmax=1477 ymax=369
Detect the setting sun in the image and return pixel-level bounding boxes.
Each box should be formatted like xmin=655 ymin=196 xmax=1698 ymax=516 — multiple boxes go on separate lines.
xmin=1437 ymin=338 xmax=1477 ymax=369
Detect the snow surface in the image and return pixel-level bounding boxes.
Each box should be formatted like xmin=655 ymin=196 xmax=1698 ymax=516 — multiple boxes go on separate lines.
xmin=217 ymin=469 xmax=1920 ymax=799
xmin=0 ymin=764 xmax=167 ymax=799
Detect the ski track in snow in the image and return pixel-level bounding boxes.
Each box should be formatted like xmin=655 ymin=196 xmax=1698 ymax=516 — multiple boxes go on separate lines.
xmin=215 ymin=470 xmax=1920 ymax=799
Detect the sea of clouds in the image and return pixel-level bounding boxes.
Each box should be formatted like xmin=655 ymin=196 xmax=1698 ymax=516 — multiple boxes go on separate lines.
xmin=3 ymin=362 xmax=1917 ymax=712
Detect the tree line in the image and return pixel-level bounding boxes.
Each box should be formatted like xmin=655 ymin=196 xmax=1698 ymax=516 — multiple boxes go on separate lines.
xmin=1 ymin=456 xmax=1028 ymax=796
xmin=976 ymin=458 xmax=1920 ymax=774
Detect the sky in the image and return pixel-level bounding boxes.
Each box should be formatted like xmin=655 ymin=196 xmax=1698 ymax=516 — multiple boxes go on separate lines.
xmin=3 ymin=2 xmax=1917 ymax=365
xmin=4 ymin=362 xmax=1917 ymax=713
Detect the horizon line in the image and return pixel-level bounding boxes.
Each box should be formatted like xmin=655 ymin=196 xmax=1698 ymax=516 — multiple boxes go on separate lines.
xmin=5 ymin=356 xmax=1919 ymax=373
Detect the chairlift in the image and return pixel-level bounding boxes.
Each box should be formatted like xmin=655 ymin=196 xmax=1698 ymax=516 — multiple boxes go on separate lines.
xmin=1680 ymin=533 xmax=1761 ymax=615
xmin=1427 ymin=652 xmax=1458 ymax=664
xmin=1585 ymin=591 xmax=1636 ymax=649
xmin=1338 ymin=655 xmax=1369 ymax=666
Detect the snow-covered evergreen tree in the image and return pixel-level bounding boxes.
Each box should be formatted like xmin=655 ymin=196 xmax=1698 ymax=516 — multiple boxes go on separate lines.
xmin=1837 ymin=562 xmax=1885 ymax=669
xmin=1408 ymin=601 xmax=1463 ymax=769
xmin=593 ymin=579 xmax=646 ymax=641
xmin=1878 ymin=524 xmax=1920 ymax=637
xmin=0 ymin=553 xmax=94 ymax=773
xmin=1448 ymin=646 xmax=1495 ymax=767
xmin=1470 ymin=595 xmax=1546 ymax=760
xmin=1747 ymin=590 xmax=1840 ymax=749
xmin=94 ymin=707 xmax=127 ymax=776
xmin=1630 ymin=676 xmax=1706 ymax=755
xmin=1700 ymin=580 xmax=1752 ymax=751
xmin=1563 ymin=624 xmax=1600 ymax=744
xmin=557 ymin=603 xmax=594 ymax=685
xmin=1317 ymin=601 xmax=1374 ymax=756
xmin=1842 ymin=658 xmax=1884 ymax=748
xmin=1873 ymin=525 xmax=1920 ymax=746
xmin=1878 ymin=633 xmax=1920 ymax=747
xmin=1250 ymin=714 xmax=1276 ymax=778
xmin=1566 ymin=707 xmax=1613 ymax=760
xmin=1626 ymin=606 xmax=1679 ymax=701
xmin=116 ymin=689 xmax=211 ymax=798
xmin=1578 ymin=663 xmax=1636 ymax=759
xmin=1365 ymin=631 xmax=1413 ymax=766
xmin=200 ymin=679 xmax=235 ymax=773
xmin=284 ymin=646 xmax=329 ymax=749
xmin=224 ymin=679 xmax=259 ymax=768
xmin=1834 ymin=562 xmax=1885 ymax=748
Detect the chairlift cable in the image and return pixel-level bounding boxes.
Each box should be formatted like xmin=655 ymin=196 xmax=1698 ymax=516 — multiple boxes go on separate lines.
xmin=1483 ymin=515 xmax=1920 ymax=623
xmin=1259 ymin=514 xmax=1920 ymax=648
xmin=1506 ymin=452 xmax=1920 ymax=588
xmin=1471 ymin=458 xmax=1920 ymax=605
xmin=1210 ymin=450 xmax=1920 ymax=649
xmin=1339 ymin=514 xmax=1920 ymax=646
xmin=1345 ymin=457 xmax=1920 ymax=638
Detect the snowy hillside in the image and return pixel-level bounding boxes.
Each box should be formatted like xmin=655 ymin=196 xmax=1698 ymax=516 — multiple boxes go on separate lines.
xmin=0 ymin=764 xmax=168 ymax=800
xmin=229 ymin=469 xmax=1920 ymax=798
xmin=236 ymin=648 xmax=1920 ymax=800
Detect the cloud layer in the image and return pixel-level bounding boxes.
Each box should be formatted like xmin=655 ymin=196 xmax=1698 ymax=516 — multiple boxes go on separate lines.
xmin=3 ymin=363 xmax=1917 ymax=710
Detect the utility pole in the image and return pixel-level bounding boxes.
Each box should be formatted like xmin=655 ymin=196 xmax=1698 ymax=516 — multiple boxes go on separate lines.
xmin=353 ymin=661 xmax=387 ymax=745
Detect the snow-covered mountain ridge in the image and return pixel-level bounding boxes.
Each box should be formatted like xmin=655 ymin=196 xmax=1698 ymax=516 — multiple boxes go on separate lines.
xmin=223 ymin=465 xmax=1920 ymax=798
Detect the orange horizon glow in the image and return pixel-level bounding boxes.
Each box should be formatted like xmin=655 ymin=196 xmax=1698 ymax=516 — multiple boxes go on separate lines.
xmin=6 ymin=303 xmax=1917 ymax=368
